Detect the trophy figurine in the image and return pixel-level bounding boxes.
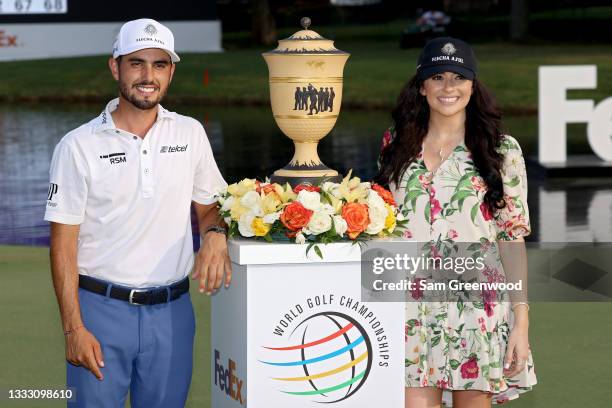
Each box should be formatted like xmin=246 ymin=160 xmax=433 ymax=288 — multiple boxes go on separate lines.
xmin=262 ymin=17 xmax=350 ymax=186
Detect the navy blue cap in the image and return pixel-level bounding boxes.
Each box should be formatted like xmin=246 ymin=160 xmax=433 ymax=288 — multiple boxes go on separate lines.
xmin=416 ymin=37 xmax=477 ymax=80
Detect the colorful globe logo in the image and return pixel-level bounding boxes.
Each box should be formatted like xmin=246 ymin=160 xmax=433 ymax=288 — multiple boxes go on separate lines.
xmin=261 ymin=311 xmax=373 ymax=403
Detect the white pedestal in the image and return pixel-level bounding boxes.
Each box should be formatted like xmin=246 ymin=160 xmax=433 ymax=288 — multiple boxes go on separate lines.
xmin=211 ymin=239 xmax=405 ymax=407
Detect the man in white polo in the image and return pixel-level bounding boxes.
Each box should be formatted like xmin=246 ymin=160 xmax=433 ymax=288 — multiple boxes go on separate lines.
xmin=45 ymin=18 xmax=230 ymax=407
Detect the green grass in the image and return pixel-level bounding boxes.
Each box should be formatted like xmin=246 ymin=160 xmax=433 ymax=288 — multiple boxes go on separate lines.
xmin=0 ymin=245 xmax=210 ymax=407
xmin=1 ymin=245 xmax=612 ymax=406
xmin=1 ymin=26 xmax=611 ymax=113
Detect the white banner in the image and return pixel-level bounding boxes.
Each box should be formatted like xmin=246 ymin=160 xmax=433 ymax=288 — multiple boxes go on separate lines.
xmin=0 ymin=20 xmax=222 ymax=61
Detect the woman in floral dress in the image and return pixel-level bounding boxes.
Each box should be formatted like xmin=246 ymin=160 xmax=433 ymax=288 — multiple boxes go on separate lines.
xmin=376 ymin=37 xmax=537 ymax=407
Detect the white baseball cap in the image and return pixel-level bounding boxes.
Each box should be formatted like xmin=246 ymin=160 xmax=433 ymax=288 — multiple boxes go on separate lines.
xmin=112 ymin=18 xmax=180 ymax=63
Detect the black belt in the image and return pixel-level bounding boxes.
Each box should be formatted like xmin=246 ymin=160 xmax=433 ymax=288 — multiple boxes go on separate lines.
xmin=78 ymin=275 xmax=189 ymax=306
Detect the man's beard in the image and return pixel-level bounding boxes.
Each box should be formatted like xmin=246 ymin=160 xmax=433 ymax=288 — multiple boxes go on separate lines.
xmin=119 ymin=80 xmax=167 ymax=110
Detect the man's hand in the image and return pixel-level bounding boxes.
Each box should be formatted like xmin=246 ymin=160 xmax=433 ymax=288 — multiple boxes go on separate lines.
xmin=65 ymin=327 xmax=105 ymax=380
xmin=192 ymin=231 xmax=232 ymax=294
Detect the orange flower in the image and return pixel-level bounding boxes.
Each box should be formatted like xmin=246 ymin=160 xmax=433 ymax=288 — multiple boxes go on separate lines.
xmin=280 ymin=202 xmax=313 ymax=233
xmin=342 ymin=203 xmax=369 ymax=239
xmin=372 ymin=183 xmax=396 ymax=206
xmin=255 ymin=181 xmax=277 ymax=195
xmin=293 ymin=184 xmax=321 ymax=193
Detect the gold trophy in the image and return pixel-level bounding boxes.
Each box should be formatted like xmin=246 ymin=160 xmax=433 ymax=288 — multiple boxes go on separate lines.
xmin=262 ymin=17 xmax=350 ymax=186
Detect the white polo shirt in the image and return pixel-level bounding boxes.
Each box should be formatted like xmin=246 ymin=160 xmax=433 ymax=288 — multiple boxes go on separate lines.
xmin=44 ymin=98 xmax=227 ymax=288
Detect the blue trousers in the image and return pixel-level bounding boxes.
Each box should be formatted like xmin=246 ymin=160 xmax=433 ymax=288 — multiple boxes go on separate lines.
xmin=67 ymin=285 xmax=195 ymax=408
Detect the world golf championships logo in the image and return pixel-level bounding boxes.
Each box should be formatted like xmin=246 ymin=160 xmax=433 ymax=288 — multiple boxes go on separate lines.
xmin=261 ymin=311 xmax=373 ymax=403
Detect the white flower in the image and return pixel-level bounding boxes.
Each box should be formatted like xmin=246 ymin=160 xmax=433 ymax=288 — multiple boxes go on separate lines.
xmin=224 ymin=216 xmax=231 ymax=225
xmin=263 ymin=211 xmax=281 ymax=224
xmin=220 ymin=195 xmax=235 ymax=212
xmin=320 ymin=203 xmax=336 ymax=215
xmin=360 ymin=182 xmax=371 ymax=189
xmin=304 ymin=212 xmax=332 ymax=235
xmin=295 ymin=232 xmax=306 ymax=244
xmin=217 ymin=185 xmax=228 ymax=196
xmin=240 ymin=191 xmax=263 ymax=216
xmin=332 ymin=215 xmax=347 ymax=236
xmin=238 ymin=214 xmax=255 ymax=237
xmin=297 ymin=190 xmax=322 ymax=211
xmin=367 ymin=188 xmax=386 ymax=208
xmin=365 ymin=190 xmax=387 ymax=234
xmin=322 ymin=181 xmax=341 ymax=198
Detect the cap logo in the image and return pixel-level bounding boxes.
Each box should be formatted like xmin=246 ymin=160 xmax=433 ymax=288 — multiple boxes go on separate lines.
xmin=144 ymin=24 xmax=158 ymax=36
xmin=441 ymin=43 xmax=457 ymax=56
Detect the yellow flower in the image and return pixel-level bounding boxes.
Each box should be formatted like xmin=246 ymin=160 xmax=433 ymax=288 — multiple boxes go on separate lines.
xmin=328 ymin=194 xmax=343 ymax=213
xmin=348 ymin=176 xmax=361 ymax=189
xmin=227 ymin=178 xmax=256 ymax=197
xmin=337 ymin=170 xmax=368 ymax=203
xmin=230 ymin=200 xmax=249 ymax=221
xmin=384 ymin=204 xmax=396 ymax=233
xmin=252 ymin=217 xmax=271 ymax=237
xmin=262 ymin=193 xmax=281 ymax=214
xmin=275 ymin=183 xmax=297 ymax=203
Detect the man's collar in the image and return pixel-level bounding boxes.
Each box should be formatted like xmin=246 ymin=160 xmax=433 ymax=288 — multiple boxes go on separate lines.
xmin=93 ymin=98 xmax=175 ymax=133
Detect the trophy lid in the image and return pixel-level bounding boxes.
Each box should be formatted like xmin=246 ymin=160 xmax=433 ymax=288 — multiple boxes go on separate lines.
xmin=264 ymin=17 xmax=349 ymax=55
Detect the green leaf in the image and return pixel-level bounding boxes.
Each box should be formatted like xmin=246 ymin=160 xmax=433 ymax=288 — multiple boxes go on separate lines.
xmin=450 ymin=190 xmax=473 ymax=205
xmin=435 ymin=313 xmax=447 ymax=321
xmin=504 ymin=176 xmax=520 ymax=187
xmin=457 ymin=299 xmax=465 ymax=318
xmin=444 ymin=207 xmax=457 ymax=217
xmin=305 ymin=242 xmax=315 ymax=256
xmin=450 ymin=359 xmax=461 ymax=370
xmin=470 ymin=203 xmax=479 ymax=223
xmin=320 ymin=190 xmax=333 ymax=205
xmin=431 ymin=335 xmax=441 ymax=347
xmin=463 ymin=381 xmax=475 ymax=390
xmin=473 ymin=301 xmax=484 ymax=309
xmin=314 ymin=245 xmax=323 ymax=259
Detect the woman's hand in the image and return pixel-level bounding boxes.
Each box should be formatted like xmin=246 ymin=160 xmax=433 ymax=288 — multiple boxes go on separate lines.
xmin=503 ymin=311 xmax=530 ymax=378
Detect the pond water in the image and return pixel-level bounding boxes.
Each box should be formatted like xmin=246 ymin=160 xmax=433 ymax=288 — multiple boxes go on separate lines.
xmin=0 ymin=103 xmax=610 ymax=246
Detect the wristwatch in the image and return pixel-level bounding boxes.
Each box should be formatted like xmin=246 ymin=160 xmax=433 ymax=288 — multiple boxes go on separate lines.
xmin=204 ymin=225 xmax=228 ymax=237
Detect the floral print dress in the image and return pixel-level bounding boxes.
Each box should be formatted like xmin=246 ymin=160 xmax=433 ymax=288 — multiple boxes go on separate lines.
xmin=380 ymin=128 xmax=537 ymax=405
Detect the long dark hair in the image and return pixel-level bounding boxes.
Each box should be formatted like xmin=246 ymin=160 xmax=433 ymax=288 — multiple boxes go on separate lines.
xmin=375 ymin=75 xmax=506 ymax=212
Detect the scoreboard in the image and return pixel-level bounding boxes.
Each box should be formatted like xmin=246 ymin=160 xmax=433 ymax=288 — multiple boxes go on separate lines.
xmin=0 ymin=0 xmax=221 ymax=61
xmin=0 ymin=0 xmax=67 ymax=14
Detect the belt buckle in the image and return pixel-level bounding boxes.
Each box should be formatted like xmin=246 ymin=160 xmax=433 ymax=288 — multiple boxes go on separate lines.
xmin=129 ymin=289 xmax=148 ymax=305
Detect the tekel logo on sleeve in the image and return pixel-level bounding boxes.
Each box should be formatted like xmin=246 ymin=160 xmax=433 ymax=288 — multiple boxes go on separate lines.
xmin=214 ymin=349 xmax=245 ymax=405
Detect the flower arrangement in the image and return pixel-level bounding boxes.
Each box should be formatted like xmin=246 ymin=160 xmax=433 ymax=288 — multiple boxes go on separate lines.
xmin=216 ymin=172 xmax=407 ymax=257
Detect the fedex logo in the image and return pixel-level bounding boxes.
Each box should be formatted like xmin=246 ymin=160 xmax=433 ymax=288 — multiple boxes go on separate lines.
xmin=214 ymin=349 xmax=245 ymax=405
xmin=539 ymin=65 xmax=612 ymax=163
xmin=0 ymin=31 xmax=18 ymax=47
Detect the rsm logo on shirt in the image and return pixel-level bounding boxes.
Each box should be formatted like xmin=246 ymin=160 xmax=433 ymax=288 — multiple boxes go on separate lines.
xmin=99 ymin=153 xmax=127 ymax=164
xmin=160 ymin=144 xmax=188 ymax=153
